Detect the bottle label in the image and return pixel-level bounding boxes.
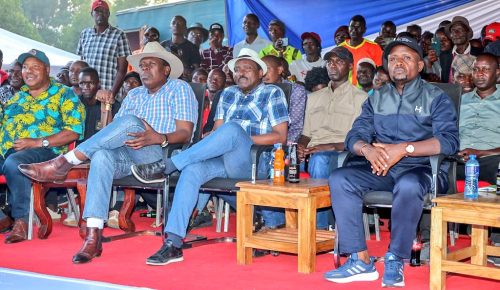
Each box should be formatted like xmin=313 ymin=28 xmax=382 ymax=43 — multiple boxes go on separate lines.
xmin=465 ymin=165 xmax=479 ymax=176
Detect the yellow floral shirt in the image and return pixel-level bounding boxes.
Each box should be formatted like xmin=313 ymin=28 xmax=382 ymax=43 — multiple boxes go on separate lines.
xmin=0 ymin=79 xmax=85 ymax=157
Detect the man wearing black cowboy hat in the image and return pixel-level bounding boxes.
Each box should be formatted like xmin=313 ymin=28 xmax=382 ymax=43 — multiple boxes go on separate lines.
xmin=187 ymin=22 xmax=209 ymax=53
xmin=324 ymin=36 xmax=459 ymax=287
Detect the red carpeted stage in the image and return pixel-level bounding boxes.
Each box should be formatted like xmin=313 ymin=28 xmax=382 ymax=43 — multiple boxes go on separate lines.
xmin=0 ymin=212 xmax=498 ymax=289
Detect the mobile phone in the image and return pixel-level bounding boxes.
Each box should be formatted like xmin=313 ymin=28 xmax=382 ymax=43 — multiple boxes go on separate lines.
xmin=279 ymin=37 xmax=288 ymax=47
xmin=431 ymin=37 xmax=441 ymax=57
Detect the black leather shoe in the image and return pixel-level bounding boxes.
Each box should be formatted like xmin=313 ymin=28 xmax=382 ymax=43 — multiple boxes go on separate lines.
xmin=131 ymin=161 xmax=166 ymax=184
xmin=146 ymin=240 xmax=183 ymax=266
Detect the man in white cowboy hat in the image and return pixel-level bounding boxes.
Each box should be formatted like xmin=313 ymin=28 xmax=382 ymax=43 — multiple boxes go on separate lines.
xmin=129 ymin=48 xmax=289 ymax=266
xmin=18 ymin=41 xmax=198 ymax=264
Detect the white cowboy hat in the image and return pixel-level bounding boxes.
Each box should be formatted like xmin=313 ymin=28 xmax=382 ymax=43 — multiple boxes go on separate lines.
xmin=227 ymin=48 xmax=267 ymax=75
xmin=127 ymin=42 xmax=184 ymax=79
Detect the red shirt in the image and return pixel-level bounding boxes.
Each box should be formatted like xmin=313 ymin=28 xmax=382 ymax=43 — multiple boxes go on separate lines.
xmin=340 ymin=39 xmax=383 ymax=86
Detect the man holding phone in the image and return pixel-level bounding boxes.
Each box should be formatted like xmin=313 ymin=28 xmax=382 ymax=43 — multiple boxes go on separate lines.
xmin=259 ymin=19 xmax=302 ymax=64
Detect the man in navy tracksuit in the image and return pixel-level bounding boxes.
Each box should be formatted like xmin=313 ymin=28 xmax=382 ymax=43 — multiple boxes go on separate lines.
xmin=324 ymin=36 xmax=459 ymax=287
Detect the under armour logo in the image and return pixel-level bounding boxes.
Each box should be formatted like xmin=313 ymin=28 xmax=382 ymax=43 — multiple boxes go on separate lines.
xmin=415 ymin=106 xmax=422 ymax=113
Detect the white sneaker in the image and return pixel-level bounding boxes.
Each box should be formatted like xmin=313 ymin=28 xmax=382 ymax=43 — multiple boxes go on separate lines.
xmin=47 ymin=207 xmax=61 ymax=220
xmin=107 ymin=210 xmax=119 ymax=229
xmin=62 ymin=212 xmax=78 ymax=227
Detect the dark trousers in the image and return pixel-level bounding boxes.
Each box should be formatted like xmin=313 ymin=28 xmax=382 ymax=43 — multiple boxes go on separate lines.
xmin=0 ymin=148 xmax=57 ymax=219
xmin=329 ymin=164 xmax=448 ymax=259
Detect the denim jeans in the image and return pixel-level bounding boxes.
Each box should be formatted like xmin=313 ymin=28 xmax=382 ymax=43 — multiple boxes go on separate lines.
xmin=78 ymin=115 xmax=163 ymax=221
xmin=0 ymin=148 xmax=57 ymax=219
xmin=308 ymin=151 xmax=339 ymax=229
xmin=165 ymin=122 xmax=270 ymax=238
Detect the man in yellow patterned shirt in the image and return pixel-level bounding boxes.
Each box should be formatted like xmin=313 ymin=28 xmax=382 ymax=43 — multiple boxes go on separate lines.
xmin=0 ymin=49 xmax=85 ymax=244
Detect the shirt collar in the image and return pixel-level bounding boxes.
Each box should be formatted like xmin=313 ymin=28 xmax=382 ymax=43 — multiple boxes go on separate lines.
xmin=237 ymin=82 xmax=265 ymax=96
xmin=452 ymin=43 xmax=471 ymax=55
xmin=470 ymin=84 xmax=500 ymax=100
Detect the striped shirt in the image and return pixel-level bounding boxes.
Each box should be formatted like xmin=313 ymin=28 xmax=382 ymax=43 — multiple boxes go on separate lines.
xmin=115 ymin=79 xmax=198 ymax=134
xmin=77 ymin=25 xmax=131 ymax=98
xmin=215 ymin=83 xmax=289 ymax=136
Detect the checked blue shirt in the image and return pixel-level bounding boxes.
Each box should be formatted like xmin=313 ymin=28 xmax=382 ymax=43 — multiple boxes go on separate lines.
xmin=215 ymin=82 xmax=289 ymax=136
xmin=115 ymin=78 xmax=198 ymax=134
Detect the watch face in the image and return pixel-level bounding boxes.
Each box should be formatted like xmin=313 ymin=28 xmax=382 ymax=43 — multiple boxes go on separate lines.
xmin=42 ymin=139 xmax=49 ymax=147
xmin=406 ymin=144 xmax=415 ymax=153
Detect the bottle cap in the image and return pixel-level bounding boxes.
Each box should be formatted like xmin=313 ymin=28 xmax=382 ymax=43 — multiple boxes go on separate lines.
xmin=469 ymin=154 xmax=476 ymax=160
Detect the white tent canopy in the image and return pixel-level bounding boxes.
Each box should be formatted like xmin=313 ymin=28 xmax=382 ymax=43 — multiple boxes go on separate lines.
xmin=1 ymin=28 xmax=79 ymax=73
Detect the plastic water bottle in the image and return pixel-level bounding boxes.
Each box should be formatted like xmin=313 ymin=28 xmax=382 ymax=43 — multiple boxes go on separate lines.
xmin=273 ymin=143 xmax=285 ymax=184
xmin=269 ymin=144 xmax=279 ymax=179
xmin=464 ymin=155 xmax=479 ymax=200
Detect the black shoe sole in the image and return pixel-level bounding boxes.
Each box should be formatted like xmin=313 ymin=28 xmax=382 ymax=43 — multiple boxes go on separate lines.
xmin=146 ymin=256 xmax=184 ymax=266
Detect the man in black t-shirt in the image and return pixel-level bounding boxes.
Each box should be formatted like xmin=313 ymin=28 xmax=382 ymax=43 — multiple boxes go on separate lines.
xmin=160 ymin=15 xmax=201 ymax=81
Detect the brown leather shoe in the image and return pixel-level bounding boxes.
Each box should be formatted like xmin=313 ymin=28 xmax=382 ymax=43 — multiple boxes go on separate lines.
xmin=78 ymin=221 xmax=87 ymax=240
xmin=18 ymin=155 xmax=74 ymax=183
xmin=5 ymin=219 xmax=28 ymax=244
xmin=72 ymin=227 xmax=103 ymax=264
xmin=0 ymin=216 xmax=13 ymax=233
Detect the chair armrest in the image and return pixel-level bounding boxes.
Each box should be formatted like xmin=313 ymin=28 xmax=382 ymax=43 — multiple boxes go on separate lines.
xmin=338 ymin=151 xmax=353 ymax=168
xmin=250 ymin=144 xmax=275 ymax=182
xmin=163 ymin=143 xmax=186 ymax=158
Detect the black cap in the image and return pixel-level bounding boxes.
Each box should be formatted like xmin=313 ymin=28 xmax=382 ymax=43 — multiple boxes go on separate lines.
xmin=323 ymin=46 xmax=354 ymax=63
xmin=209 ymin=23 xmax=224 ymax=33
xmin=383 ymin=36 xmax=423 ymax=61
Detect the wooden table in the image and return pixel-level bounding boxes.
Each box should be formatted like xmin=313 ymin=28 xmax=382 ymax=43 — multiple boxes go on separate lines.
xmin=236 ymin=179 xmax=334 ymax=273
xmin=430 ymin=192 xmax=500 ymax=290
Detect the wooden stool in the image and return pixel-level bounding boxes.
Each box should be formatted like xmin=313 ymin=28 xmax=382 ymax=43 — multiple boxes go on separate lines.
xmin=430 ymin=192 xmax=500 ymax=290
xmin=32 ymin=164 xmax=89 ymax=239
xmin=236 ymin=179 xmax=334 ymax=273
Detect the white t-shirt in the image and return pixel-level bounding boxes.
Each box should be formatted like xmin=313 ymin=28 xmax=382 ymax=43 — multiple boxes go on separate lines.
xmin=289 ymin=58 xmax=326 ymax=83
xmin=233 ymin=36 xmax=271 ymax=57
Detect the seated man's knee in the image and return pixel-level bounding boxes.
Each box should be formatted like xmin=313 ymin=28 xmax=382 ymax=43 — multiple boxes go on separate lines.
xmin=394 ymin=174 xmax=426 ymax=201
xmin=115 ymin=114 xmax=144 ymax=127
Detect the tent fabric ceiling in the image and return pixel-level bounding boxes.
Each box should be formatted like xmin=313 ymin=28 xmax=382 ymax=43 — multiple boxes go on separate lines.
xmin=0 ymin=28 xmax=78 ymax=71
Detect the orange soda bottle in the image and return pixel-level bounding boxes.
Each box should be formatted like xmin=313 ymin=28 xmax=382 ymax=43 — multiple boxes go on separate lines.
xmin=273 ymin=143 xmax=285 ymax=184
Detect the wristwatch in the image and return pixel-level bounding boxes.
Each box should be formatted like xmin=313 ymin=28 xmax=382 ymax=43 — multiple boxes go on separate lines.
xmin=405 ymin=144 xmax=415 ymax=154
xmin=42 ymin=138 xmax=50 ymax=148
xmin=160 ymin=135 xmax=169 ymax=148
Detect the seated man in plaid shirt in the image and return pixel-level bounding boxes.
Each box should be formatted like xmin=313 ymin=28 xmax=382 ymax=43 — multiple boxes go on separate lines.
xmin=131 ymin=48 xmax=290 ymax=266
xmin=18 ymin=42 xmax=198 ymax=264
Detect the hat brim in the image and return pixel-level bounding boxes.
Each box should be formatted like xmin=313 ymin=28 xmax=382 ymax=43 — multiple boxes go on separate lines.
xmin=18 ymin=53 xmax=50 ymax=67
xmin=127 ymin=51 xmax=184 ymax=80
xmin=187 ymin=27 xmax=209 ymax=42
xmin=383 ymin=40 xmax=423 ymax=61
xmin=446 ymin=22 xmax=474 ymax=40
xmin=227 ymin=56 xmax=267 ymax=75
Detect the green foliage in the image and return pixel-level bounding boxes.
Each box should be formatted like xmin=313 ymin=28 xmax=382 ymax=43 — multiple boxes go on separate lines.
xmin=0 ymin=0 xmax=42 ymax=41
xmin=0 ymin=0 xmax=171 ymax=53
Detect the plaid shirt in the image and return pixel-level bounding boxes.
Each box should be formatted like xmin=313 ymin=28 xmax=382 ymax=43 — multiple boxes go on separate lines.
xmin=77 ymin=26 xmax=131 ymax=96
xmin=115 ymin=79 xmax=198 ymax=134
xmin=215 ymin=83 xmax=289 ymax=136
xmin=200 ymin=46 xmax=233 ymax=70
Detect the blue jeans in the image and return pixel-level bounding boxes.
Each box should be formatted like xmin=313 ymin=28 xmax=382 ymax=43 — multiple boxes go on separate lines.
xmin=329 ymin=164 xmax=448 ymax=259
xmin=0 ymin=148 xmax=57 ymax=219
xmin=165 ymin=122 xmax=270 ymax=238
xmin=308 ymin=151 xmax=339 ymax=229
xmin=78 ymin=115 xmax=163 ymax=221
